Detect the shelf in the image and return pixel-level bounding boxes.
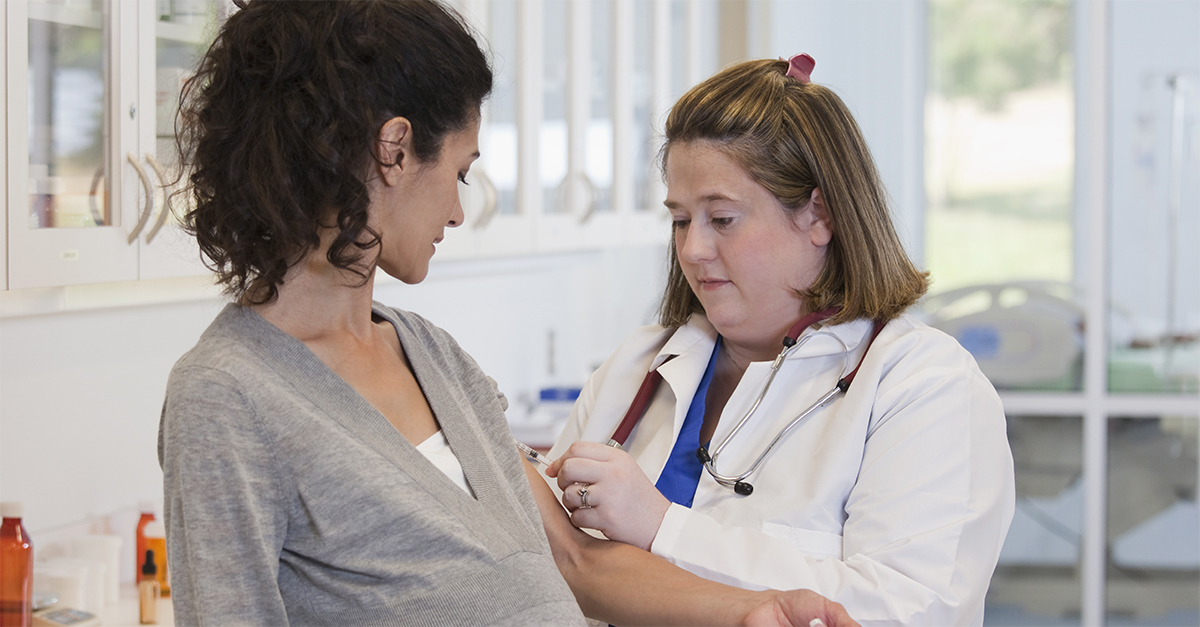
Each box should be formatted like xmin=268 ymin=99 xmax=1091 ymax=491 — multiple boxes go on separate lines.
xmin=998 ymin=391 xmax=1200 ymax=417
xmin=27 ymin=3 xmax=102 ymax=29
xmin=155 ymin=20 xmax=208 ymax=45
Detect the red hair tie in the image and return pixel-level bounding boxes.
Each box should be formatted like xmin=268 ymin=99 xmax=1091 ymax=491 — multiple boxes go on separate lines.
xmin=785 ymin=53 xmax=815 ymax=84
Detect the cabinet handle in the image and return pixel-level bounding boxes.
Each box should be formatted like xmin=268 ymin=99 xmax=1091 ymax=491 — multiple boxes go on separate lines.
xmin=143 ymin=154 xmax=171 ymax=244
xmin=577 ymin=172 xmax=599 ymax=224
xmin=126 ymin=152 xmax=155 ymax=245
xmin=472 ymin=167 xmax=499 ymax=230
xmin=553 ymin=172 xmax=600 ymax=224
xmin=86 ymin=166 xmax=107 ymax=226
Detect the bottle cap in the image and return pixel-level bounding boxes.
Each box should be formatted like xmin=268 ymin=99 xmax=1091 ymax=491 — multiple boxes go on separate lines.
xmin=138 ymin=501 xmax=156 ymax=514
xmin=143 ymin=520 xmax=166 ymax=539
xmin=1 ymin=502 xmax=24 ymax=518
xmin=142 ymin=550 xmax=158 ymax=576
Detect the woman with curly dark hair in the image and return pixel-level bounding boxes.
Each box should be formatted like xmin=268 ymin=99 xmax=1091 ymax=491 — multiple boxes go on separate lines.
xmin=158 ymin=2 xmax=857 ymax=626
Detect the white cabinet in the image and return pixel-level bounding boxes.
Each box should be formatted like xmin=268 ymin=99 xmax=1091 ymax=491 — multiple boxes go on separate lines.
xmin=3 ymin=0 xmax=716 ymax=290
xmin=454 ymin=0 xmax=680 ymax=259
xmin=5 ymin=0 xmax=223 ymax=290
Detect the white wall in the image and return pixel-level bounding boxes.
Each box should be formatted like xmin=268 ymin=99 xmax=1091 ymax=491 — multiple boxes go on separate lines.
xmin=767 ymin=0 xmax=927 ymax=266
xmin=0 ymin=245 xmax=668 ymax=583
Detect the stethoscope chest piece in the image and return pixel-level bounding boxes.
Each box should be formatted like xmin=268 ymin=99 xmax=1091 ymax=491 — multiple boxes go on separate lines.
xmin=695 ymin=445 xmax=756 ymax=496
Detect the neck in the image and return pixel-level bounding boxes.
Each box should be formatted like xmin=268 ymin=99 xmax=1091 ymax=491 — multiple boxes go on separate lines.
xmin=718 ymin=307 xmax=834 ymax=368
xmin=249 ymin=248 xmax=380 ymax=343
xmin=719 ymin=339 xmax=769 ymax=373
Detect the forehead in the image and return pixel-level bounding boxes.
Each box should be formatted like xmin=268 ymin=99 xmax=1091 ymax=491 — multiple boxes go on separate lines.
xmin=444 ymin=117 xmax=481 ymax=154
xmin=664 ymin=141 xmax=764 ymax=203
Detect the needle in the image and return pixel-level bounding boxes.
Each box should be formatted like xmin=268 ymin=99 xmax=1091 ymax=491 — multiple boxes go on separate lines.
xmin=516 ymin=440 xmax=555 ymax=467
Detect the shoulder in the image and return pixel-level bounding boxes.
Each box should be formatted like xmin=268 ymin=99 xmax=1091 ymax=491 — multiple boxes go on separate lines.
xmin=164 ymin=304 xmax=314 ymax=440
xmin=169 ymin=304 xmax=271 ymax=394
xmin=877 ymin=313 xmax=985 ymax=374
xmin=372 ymin=302 xmax=471 ymax=362
xmin=171 ymin=303 xmax=280 ymax=376
xmin=372 ymin=301 xmax=508 ymax=411
xmin=864 ymin=314 xmax=1003 ymax=428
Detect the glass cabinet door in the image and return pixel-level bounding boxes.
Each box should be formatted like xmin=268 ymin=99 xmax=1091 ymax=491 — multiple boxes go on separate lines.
xmin=541 ymin=0 xmax=567 ymax=217
xmin=7 ymin=0 xmax=140 ymax=288
xmin=585 ymin=0 xmax=612 ymax=220
xmin=623 ymin=0 xmax=671 ymax=247
xmin=631 ymin=0 xmax=654 ymax=215
xmin=579 ymin=0 xmax=624 ymax=249
xmin=461 ymin=0 xmax=534 ymax=258
xmin=479 ymin=0 xmax=518 ymax=219
xmin=27 ymin=1 xmax=108 ymax=231
xmin=137 ymin=0 xmax=221 ymax=279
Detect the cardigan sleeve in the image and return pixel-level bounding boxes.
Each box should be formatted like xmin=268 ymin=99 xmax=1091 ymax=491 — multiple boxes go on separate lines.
xmin=159 ymin=366 xmax=291 ymax=626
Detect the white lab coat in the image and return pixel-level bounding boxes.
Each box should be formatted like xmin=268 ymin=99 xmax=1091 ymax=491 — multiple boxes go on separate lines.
xmin=549 ymin=313 xmax=1015 ymax=626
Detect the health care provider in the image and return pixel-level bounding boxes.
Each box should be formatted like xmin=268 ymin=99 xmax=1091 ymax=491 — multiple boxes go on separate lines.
xmin=159 ymin=2 xmax=859 ymax=625
xmin=546 ymin=56 xmax=1016 ymax=626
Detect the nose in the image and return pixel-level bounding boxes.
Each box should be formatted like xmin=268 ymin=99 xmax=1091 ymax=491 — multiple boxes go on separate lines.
xmin=676 ymin=223 xmax=714 ymax=265
xmin=448 ymin=195 xmax=465 ymax=228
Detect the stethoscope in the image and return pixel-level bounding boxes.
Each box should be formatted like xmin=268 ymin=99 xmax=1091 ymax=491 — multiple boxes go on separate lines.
xmin=606 ymin=307 xmax=886 ymax=496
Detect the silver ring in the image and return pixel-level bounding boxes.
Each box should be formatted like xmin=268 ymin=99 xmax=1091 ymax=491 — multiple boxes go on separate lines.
xmin=578 ymin=485 xmax=592 ymax=509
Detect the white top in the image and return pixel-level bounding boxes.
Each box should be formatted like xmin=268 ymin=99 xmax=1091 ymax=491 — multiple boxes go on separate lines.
xmin=550 ymin=313 xmax=1015 ymax=626
xmin=416 ymin=430 xmax=475 ymax=497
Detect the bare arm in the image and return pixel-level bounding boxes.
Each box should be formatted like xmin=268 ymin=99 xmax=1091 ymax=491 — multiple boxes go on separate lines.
xmin=522 ymin=461 xmax=857 ymax=627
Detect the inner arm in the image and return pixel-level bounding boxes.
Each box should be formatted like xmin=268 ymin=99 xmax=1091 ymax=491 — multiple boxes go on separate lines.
xmin=522 ymin=460 xmax=764 ymax=626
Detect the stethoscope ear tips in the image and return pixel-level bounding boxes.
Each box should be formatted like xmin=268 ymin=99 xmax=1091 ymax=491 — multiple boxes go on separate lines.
xmin=734 ymin=482 xmax=754 ymax=496
xmin=695 ymin=446 xmax=712 ymax=463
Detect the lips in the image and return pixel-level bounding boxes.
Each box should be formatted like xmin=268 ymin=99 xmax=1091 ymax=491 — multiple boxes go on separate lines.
xmin=697 ymin=278 xmax=731 ymax=290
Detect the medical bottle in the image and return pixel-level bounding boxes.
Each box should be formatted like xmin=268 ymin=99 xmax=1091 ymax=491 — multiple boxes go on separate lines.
xmin=0 ymin=502 xmax=33 ymax=627
xmin=139 ymin=550 xmax=159 ymax=624
xmin=142 ymin=522 xmax=170 ymax=596
xmin=135 ymin=503 xmax=156 ymax=583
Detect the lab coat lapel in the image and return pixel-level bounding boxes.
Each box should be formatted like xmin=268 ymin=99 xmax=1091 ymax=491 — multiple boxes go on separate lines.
xmin=654 ymin=317 xmax=719 ymax=450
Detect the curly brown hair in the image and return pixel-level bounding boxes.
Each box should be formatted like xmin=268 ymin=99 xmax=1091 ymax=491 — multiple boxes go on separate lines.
xmin=178 ymin=0 xmax=492 ymax=304
xmin=658 ymin=59 xmax=929 ymax=328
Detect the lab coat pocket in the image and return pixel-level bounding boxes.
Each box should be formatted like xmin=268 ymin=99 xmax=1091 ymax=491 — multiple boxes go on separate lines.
xmin=761 ymin=522 xmax=844 ymax=559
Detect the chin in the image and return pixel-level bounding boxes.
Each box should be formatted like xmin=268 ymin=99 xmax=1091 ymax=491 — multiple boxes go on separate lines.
xmin=377 ymin=264 xmax=429 ymax=285
xmin=399 ymin=269 xmax=430 ymax=285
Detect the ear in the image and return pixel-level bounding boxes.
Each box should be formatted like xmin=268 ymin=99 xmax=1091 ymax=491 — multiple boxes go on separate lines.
xmin=799 ymin=187 xmax=833 ymax=247
xmin=375 ymin=117 xmax=415 ymax=184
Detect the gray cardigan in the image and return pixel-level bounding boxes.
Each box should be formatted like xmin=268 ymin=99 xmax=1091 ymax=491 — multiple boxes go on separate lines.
xmin=158 ymin=303 xmax=584 ymax=626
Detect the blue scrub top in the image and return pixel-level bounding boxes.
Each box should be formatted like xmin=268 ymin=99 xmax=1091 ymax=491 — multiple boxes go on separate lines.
xmin=654 ymin=337 xmax=722 ymax=508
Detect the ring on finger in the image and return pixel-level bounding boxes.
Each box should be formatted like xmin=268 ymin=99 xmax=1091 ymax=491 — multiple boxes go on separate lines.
xmin=578 ymin=485 xmax=592 ymax=509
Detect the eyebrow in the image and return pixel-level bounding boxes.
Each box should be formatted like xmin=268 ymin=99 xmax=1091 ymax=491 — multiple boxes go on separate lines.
xmin=663 ymin=192 xmax=737 ymax=209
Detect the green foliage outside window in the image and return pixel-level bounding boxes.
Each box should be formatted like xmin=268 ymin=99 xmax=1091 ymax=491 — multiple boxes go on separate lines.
xmin=929 ymin=0 xmax=1072 ymax=111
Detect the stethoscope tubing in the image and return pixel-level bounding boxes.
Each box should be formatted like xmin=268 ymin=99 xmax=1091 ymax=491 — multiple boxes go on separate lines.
xmin=699 ymin=331 xmax=851 ymax=490
xmin=607 ymin=308 xmax=886 ymax=496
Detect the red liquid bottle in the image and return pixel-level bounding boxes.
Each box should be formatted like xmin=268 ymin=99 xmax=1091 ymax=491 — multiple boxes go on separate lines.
xmin=135 ymin=502 xmax=156 ymax=584
xmin=0 ymin=502 xmax=33 ymax=627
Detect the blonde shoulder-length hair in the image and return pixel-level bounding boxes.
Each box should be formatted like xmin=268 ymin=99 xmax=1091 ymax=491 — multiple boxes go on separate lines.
xmin=658 ymin=58 xmax=929 ymax=329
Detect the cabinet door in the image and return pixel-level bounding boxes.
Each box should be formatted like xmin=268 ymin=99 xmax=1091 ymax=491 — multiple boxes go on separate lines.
xmin=135 ymin=0 xmax=222 ymax=280
xmin=623 ymin=0 xmax=672 ymax=247
xmin=6 ymin=0 xmax=141 ymax=289
xmin=577 ymin=0 xmax=623 ymax=249
xmin=454 ymin=0 xmax=535 ymax=259
xmin=1 ymin=1 xmax=7 ymax=290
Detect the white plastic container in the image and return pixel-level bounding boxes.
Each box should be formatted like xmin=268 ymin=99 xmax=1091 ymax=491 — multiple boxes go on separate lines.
xmin=70 ymin=535 xmax=121 ymax=605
